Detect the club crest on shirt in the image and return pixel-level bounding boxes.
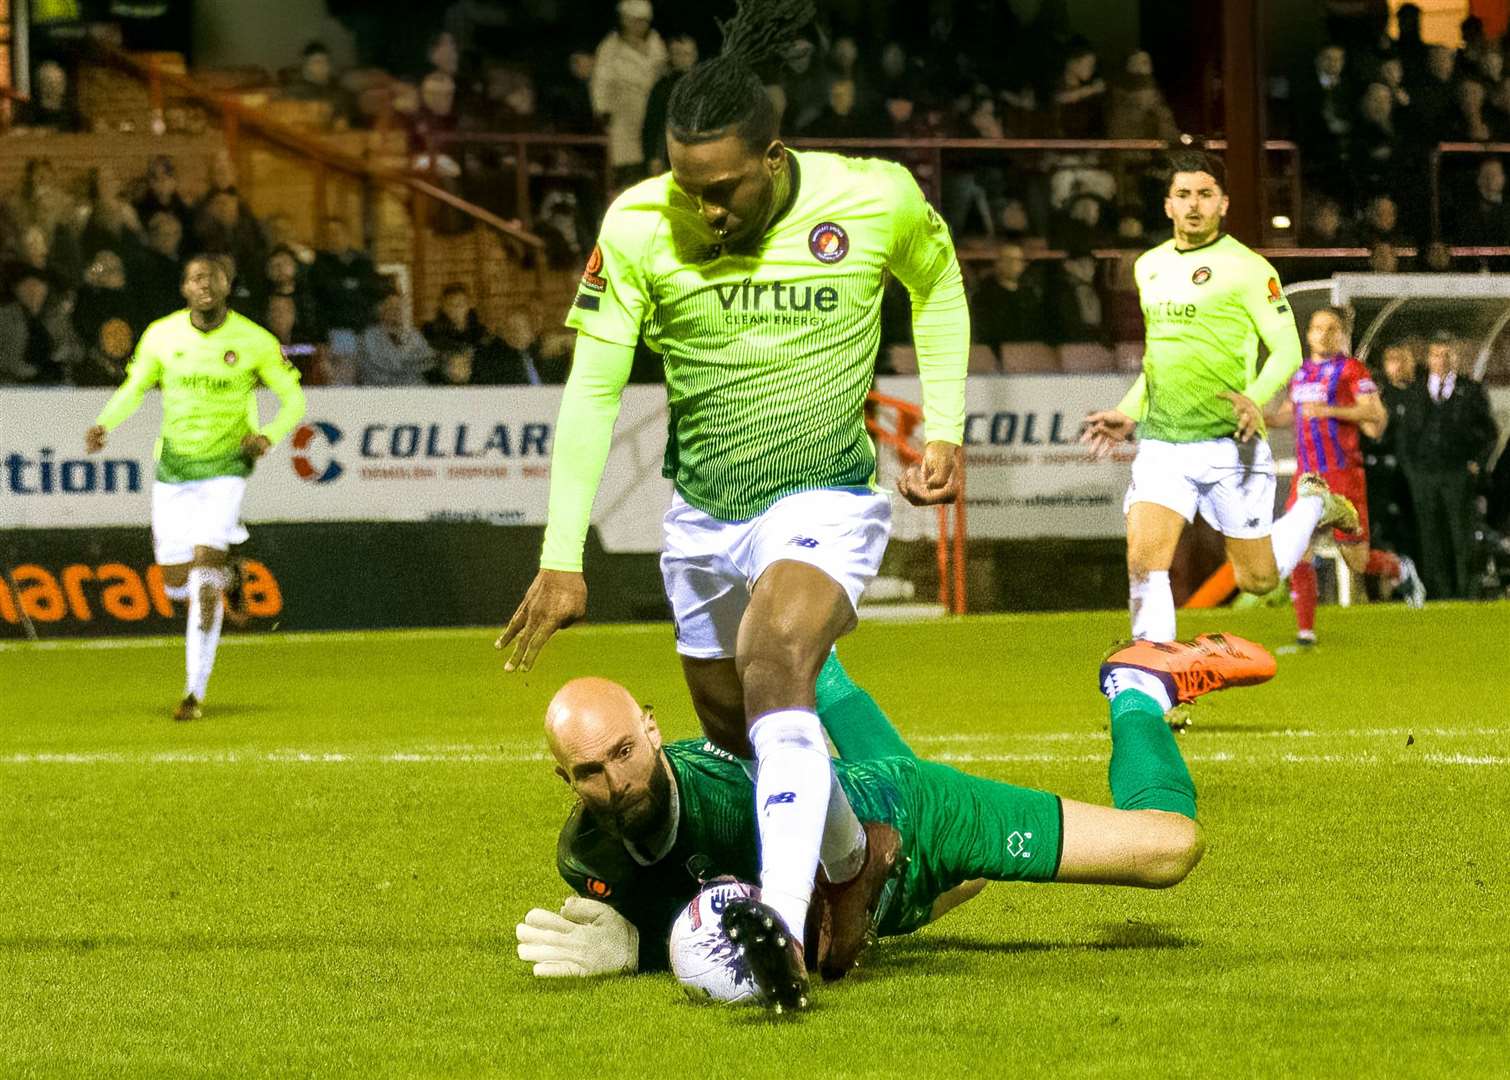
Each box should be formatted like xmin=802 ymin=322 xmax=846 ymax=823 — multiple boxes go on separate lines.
xmin=585 ymin=877 xmax=612 ymax=898
xmin=1266 ymin=276 xmax=1289 ymax=312
xmin=581 ymin=244 xmax=606 ymax=292
xmin=1191 ymin=266 xmax=1212 ymax=285
xmin=223 ymin=350 xmax=239 ymax=366
xmin=808 ymin=222 xmax=849 ymax=263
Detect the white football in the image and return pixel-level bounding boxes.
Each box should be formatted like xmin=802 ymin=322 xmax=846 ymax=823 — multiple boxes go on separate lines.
xmin=668 ymin=879 xmax=761 ymax=1004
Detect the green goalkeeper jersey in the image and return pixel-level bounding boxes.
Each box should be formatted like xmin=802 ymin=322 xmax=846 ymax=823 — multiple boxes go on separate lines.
xmin=95 ymin=310 xmax=306 ymax=484
xmin=560 ymin=149 xmax=968 ymax=525
xmin=557 ymin=738 xmax=914 ymax=973
xmin=1119 ymin=233 xmax=1303 ymax=443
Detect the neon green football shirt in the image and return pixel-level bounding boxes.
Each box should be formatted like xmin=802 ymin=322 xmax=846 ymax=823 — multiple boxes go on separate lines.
xmin=1118 ymin=233 xmax=1303 ymax=443
xmin=561 ymin=149 xmax=968 ymax=526
xmin=95 ymin=310 xmax=307 ymax=483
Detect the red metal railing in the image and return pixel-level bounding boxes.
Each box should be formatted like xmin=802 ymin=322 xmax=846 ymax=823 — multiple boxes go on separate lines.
xmin=865 ymin=390 xmax=968 ymax=615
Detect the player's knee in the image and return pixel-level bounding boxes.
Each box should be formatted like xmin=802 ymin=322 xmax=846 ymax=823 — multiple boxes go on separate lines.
xmin=1142 ymin=818 xmax=1205 ymax=888
xmin=1233 ymin=566 xmax=1278 ymax=596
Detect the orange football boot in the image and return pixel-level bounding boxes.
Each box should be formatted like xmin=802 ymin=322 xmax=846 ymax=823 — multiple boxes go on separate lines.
xmin=1100 ymin=633 xmax=1277 ymax=705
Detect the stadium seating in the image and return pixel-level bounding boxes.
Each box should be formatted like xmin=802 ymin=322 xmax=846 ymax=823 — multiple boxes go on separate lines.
xmin=998 ymin=343 xmax=1059 ymax=374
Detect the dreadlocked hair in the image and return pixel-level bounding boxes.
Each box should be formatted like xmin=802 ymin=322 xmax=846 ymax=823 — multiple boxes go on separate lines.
xmin=666 ymin=0 xmax=816 ymax=151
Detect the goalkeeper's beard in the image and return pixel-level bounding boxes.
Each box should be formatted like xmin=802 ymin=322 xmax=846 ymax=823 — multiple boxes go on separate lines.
xmin=603 ymin=756 xmax=673 ymax=845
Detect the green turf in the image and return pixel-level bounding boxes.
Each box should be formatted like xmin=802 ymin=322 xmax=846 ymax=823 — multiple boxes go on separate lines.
xmin=2 ymin=603 xmax=1507 ymax=1078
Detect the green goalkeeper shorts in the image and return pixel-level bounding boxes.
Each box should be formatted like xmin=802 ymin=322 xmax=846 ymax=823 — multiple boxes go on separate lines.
xmin=878 ymin=760 xmax=1063 ymax=937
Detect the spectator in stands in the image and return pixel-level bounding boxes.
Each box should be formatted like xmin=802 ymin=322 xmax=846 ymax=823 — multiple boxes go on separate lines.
xmin=133 ymin=156 xmax=193 ymax=236
xmin=991 ymin=196 xmax=1035 ymax=243
xmin=1395 ymin=4 xmax=1428 ymax=83
xmin=6 ymin=159 xmax=79 ymax=277
xmin=591 ymin=0 xmax=667 ymax=188
xmin=1294 ymin=44 xmax=1353 ymax=194
xmin=140 ymin=211 xmax=185 ymax=321
xmin=1053 ymin=192 xmax=1114 ymax=252
xmin=1452 ymin=77 xmax=1493 ymax=142
xmin=489 ymin=307 xmax=568 ymax=384
xmin=1407 ymin=46 xmax=1457 ymax=140
xmin=1369 ymin=242 xmax=1400 ymax=272
xmin=969 ymin=242 xmax=1047 ymax=348
xmin=427 ymin=346 xmax=477 ymax=386
xmin=1397 ymin=332 xmax=1500 ymax=598
xmin=411 ymin=72 xmax=462 ymax=172
xmin=263 ymin=212 xmax=315 ymax=266
xmin=1107 ymin=60 xmax=1179 ymax=143
xmin=1377 ymin=56 xmax=1411 ymax=111
xmin=1351 ymin=83 xmax=1405 ymax=203
xmin=1301 ymin=195 xmax=1359 ymax=247
xmin=3 ymin=224 xmax=67 ymax=295
xmin=282 ymin=42 xmax=355 ymax=128
xmin=358 ymin=291 xmax=433 ymax=386
xmin=876 ymin=42 xmax=924 ymax=104
xmin=1049 ymin=250 xmax=1107 ymax=344
xmin=73 ymin=248 xmax=136 ymax=351
xmin=76 ymin=166 xmax=146 ymax=267
xmin=482 ymin=65 xmax=538 ymax=132
xmin=1488 ymin=76 xmax=1510 ymax=140
xmin=801 ymin=78 xmax=882 ymax=139
xmin=1363 ymin=341 xmax=1420 ymax=564
xmin=545 ymin=50 xmax=600 ymax=135
xmin=14 ymin=60 xmax=85 ymax=133
xmin=1052 ymin=40 xmax=1107 ymax=138
xmin=643 ymin=34 xmax=698 ymax=176
xmin=422 ymin=282 xmax=492 ymax=357
xmin=535 ymin=188 xmax=590 ymax=270
xmin=262 ymin=245 xmax=321 ymax=341
xmin=0 ymin=270 xmax=76 ymax=384
xmin=1422 ymin=241 xmax=1454 ymax=272
xmin=780 ymin=35 xmax=829 ymax=134
xmin=264 ymin=294 xmax=325 ymax=384
xmin=194 ymin=190 xmax=266 ymax=295
xmin=1359 ymin=194 xmax=1402 ymax=247
xmin=311 ymin=216 xmax=385 ymax=348
xmin=1455 ymin=157 xmax=1510 ymax=244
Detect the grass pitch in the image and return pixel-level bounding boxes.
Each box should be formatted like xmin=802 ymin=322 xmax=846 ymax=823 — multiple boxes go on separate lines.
xmin=1 ymin=603 xmax=1507 ymax=1078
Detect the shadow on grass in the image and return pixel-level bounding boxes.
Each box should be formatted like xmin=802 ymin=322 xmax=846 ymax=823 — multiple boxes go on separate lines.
xmin=875 ymin=920 xmax=1199 ymax=968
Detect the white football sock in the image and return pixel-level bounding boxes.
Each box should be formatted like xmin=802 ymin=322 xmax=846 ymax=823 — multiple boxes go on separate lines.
xmin=163 ymin=583 xmax=190 ymax=603
xmin=185 ymin=567 xmax=226 ymax=701
xmin=1129 ymin=570 xmax=1176 ymax=642
xmin=818 ymin=771 xmax=866 ymax=885
xmin=750 ymin=708 xmax=831 ymax=947
xmin=1271 ymin=495 xmax=1324 ymax=578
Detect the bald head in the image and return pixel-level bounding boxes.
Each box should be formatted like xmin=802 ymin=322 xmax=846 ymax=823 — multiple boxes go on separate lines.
xmin=545 ymin=677 xmax=646 ymax=766
xmin=545 ymin=678 xmax=671 ymax=844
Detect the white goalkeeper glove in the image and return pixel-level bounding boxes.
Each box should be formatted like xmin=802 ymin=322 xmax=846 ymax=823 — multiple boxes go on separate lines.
xmin=515 ymin=896 xmax=639 ymax=977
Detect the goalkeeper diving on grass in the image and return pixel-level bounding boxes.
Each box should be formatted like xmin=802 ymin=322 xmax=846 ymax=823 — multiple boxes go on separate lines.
xmin=497 ymin=0 xmax=968 ymax=1011
xmin=515 ymin=634 xmax=1276 ymax=1008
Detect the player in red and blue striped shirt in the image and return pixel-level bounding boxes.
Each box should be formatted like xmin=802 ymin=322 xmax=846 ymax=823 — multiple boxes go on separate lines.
xmin=1270 ymin=307 xmax=1425 ymax=645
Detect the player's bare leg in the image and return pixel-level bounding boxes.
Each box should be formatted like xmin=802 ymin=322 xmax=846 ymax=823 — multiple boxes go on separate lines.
xmin=1057 ymin=634 xmax=1275 ymax=886
xmin=1259 ymin=472 xmax=1358 ymax=599
xmin=680 ymin=657 xmax=750 ymax=758
xmin=177 ymin=545 xmax=229 ymax=721
xmin=1125 ymin=501 xmax=1186 ymax=642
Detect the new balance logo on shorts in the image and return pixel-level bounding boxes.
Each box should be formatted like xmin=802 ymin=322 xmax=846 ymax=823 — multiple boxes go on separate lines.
xmin=763 ymin=791 xmax=797 ymax=810
xmin=787 ymin=536 xmax=819 ymax=548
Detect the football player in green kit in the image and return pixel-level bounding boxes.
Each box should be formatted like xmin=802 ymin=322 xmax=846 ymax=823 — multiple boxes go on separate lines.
xmin=515 ymin=634 xmax=1277 ymax=1009
xmin=498 ymin=0 xmax=969 ymax=1005
xmin=1082 ymin=151 xmax=1357 ymax=647
xmin=85 ymin=255 xmax=305 ymax=720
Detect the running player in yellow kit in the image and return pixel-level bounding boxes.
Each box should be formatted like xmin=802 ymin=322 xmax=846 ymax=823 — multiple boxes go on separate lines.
xmin=497 ymin=0 xmax=969 ymax=1008
xmin=85 ymin=255 xmax=305 ymax=720
xmin=1082 ymin=151 xmax=1357 ymax=645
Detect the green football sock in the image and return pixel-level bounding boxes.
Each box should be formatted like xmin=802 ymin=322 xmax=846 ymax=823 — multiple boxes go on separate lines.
xmin=1108 ymin=689 xmax=1197 ymax=819
xmin=814 ymin=653 xmax=917 ymax=762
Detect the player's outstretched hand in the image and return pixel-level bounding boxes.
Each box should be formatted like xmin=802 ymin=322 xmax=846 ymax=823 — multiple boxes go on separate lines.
xmin=897 ymin=440 xmax=963 ymax=506
xmin=514 ymin=897 xmax=639 ymax=977
xmin=496 ymin=569 xmax=587 ymax=673
xmin=1220 ymin=390 xmax=1262 ymax=441
xmin=1080 ymin=409 xmax=1136 ymax=460
xmin=240 ymin=433 xmax=273 ymax=461
xmin=84 ymin=425 xmax=107 ymax=454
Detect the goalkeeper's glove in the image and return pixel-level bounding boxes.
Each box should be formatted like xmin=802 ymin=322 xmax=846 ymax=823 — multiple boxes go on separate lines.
xmin=515 ymin=896 xmax=639 ymax=977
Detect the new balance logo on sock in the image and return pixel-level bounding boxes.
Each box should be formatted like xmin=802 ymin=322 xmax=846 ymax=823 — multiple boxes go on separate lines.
xmin=787 ymin=536 xmax=819 ymax=548
xmin=763 ymin=791 xmax=797 ymax=810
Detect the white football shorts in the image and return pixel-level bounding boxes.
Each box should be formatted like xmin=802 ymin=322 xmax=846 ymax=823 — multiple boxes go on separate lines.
xmin=151 ymin=475 xmax=250 ymax=565
xmin=660 ymin=486 xmax=893 ymax=659
xmin=1123 ymin=436 xmax=1276 ymax=540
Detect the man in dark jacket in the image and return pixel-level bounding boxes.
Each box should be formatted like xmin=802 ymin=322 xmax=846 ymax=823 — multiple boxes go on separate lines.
xmin=1397 ymin=333 xmax=1500 ymax=598
xmin=1361 ymin=341 xmax=1419 ymax=563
